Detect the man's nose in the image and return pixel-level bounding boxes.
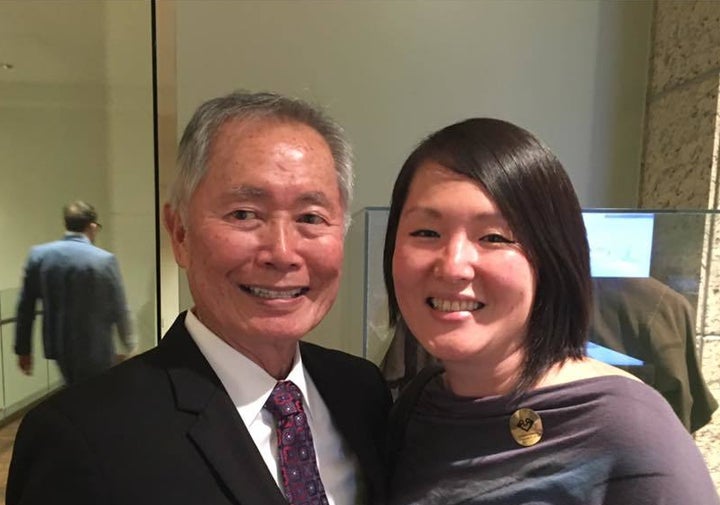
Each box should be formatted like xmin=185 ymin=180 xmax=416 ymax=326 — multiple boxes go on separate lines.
xmin=433 ymin=235 xmax=477 ymax=282
xmin=258 ymin=219 xmax=302 ymax=270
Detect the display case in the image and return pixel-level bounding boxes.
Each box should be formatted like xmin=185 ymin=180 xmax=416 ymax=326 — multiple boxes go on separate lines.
xmin=342 ymin=208 xmax=718 ymax=357
xmin=338 ymin=207 xmax=720 ymax=430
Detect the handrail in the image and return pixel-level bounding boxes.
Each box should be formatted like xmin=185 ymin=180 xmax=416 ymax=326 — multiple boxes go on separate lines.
xmin=0 ymin=311 xmax=42 ymax=326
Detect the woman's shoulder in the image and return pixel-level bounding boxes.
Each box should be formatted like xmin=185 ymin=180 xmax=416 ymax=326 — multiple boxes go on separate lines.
xmin=540 ymin=357 xmax=641 ymax=387
xmin=543 ymin=360 xmax=673 ymax=422
xmin=546 ymin=365 xmax=696 ymax=460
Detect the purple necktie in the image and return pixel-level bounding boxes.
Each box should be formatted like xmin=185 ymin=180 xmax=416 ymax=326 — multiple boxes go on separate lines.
xmin=264 ymin=380 xmax=329 ymax=505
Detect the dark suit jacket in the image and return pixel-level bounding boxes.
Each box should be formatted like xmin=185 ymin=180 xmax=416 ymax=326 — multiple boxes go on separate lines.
xmin=15 ymin=233 xmax=134 ymax=383
xmin=6 ymin=313 xmax=392 ymax=505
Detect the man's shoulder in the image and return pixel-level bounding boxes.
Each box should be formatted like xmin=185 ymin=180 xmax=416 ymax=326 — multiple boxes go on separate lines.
xmin=28 ymin=240 xmax=64 ymax=256
xmin=30 ymin=238 xmax=112 ymax=258
xmin=69 ymin=240 xmax=114 ymax=258
xmin=29 ymin=347 xmax=167 ymax=423
xmin=31 ymin=319 xmax=200 ymax=419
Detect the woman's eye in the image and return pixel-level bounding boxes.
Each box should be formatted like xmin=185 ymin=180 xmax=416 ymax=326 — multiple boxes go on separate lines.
xmin=298 ymin=214 xmax=326 ymax=225
xmin=231 ymin=210 xmax=257 ymax=220
xmin=481 ymin=233 xmax=515 ymax=244
xmin=409 ymin=229 xmax=439 ymax=238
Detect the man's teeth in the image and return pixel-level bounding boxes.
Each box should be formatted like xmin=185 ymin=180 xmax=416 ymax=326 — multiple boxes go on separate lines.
xmin=429 ymin=298 xmax=482 ymax=312
xmin=245 ymin=286 xmax=306 ymax=299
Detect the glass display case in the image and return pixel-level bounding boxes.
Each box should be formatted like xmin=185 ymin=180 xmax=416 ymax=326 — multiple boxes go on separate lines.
xmin=342 ymin=208 xmax=719 ymax=358
xmin=338 ymin=207 xmax=720 ymax=430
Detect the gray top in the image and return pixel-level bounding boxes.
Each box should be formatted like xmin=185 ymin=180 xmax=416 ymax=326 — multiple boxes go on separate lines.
xmin=390 ymin=369 xmax=719 ymax=505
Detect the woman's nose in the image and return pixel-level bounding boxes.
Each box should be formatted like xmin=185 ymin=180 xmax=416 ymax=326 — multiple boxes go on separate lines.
xmin=433 ymin=236 xmax=477 ymax=282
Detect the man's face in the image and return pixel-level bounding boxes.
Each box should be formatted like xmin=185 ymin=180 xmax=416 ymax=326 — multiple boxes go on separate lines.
xmin=167 ymin=118 xmax=345 ymax=355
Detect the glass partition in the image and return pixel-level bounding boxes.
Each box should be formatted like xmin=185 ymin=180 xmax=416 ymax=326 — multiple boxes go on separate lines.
xmin=342 ymin=209 xmax=719 ymax=359
xmin=340 ymin=207 xmax=720 ymax=433
xmin=0 ymin=287 xmax=63 ymax=421
xmin=0 ymin=0 xmax=157 ymax=418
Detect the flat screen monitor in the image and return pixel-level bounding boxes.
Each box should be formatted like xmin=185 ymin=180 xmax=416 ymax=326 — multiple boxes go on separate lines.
xmin=582 ymin=212 xmax=654 ymax=278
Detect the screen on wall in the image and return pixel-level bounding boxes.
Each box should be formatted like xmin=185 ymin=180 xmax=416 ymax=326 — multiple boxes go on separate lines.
xmin=582 ymin=212 xmax=655 ymax=278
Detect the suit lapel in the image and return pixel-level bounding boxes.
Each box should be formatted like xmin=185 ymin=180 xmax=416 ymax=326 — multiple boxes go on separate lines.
xmin=162 ymin=315 xmax=288 ymax=505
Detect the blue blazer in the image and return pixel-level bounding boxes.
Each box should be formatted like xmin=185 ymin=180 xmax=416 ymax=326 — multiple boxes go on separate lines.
xmin=14 ymin=233 xmax=134 ymax=380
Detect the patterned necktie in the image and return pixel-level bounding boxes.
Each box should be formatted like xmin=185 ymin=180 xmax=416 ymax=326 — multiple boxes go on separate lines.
xmin=264 ymin=380 xmax=329 ymax=505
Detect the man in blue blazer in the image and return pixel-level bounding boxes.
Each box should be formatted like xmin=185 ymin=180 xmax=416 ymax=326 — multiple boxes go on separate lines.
xmin=14 ymin=201 xmax=135 ymax=385
xmin=6 ymin=92 xmax=392 ymax=505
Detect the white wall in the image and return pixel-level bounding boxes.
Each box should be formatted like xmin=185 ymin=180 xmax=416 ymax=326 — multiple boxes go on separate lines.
xmin=0 ymin=93 xmax=109 ymax=326
xmin=0 ymin=0 xmax=108 ymax=294
xmin=176 ymin=0 xmax=652 ymax=210
xmin=104 ymin=0 xmax=157 ymax=352
xmin=174 ymin=0 xmax=653 ymax=350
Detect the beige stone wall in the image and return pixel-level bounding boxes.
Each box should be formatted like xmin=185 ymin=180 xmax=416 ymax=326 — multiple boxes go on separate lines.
xmin=640 ymin=1 xmax=720 ymax=334
xmin=640 ymin=77 xmax=717 ymax=208
xmin=649 ymin=1 xmax=720 ymax=95
xmin=697 ymin=338 xmax=720 ymax=490
xmin=641 ymin=0 xmax=720 ymax=209
xmin=640 ymin=0 xmax=720 ymax=489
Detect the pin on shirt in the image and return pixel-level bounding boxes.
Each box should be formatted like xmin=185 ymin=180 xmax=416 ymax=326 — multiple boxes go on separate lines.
xmin=510 ymin=408 xmax=543 ymax=446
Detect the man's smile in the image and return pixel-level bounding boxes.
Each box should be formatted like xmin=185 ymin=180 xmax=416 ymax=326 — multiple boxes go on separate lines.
xmin=240 ymin=285 xmax=309 ymax=299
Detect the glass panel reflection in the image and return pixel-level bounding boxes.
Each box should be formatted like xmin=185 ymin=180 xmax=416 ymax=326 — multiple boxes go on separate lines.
xmin=342 ymin=207 xmax=720 ymax=433
xmin=0 ymin=0 xmax=156 ymax=419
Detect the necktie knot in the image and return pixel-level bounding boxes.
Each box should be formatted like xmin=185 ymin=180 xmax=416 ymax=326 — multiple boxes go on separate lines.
xmin=265 ymin=380 xmax=304 ymax=420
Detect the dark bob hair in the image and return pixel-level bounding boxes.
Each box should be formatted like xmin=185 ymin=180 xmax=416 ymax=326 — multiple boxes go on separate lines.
xmin=383 ymin=118 xmax=592 ymax=392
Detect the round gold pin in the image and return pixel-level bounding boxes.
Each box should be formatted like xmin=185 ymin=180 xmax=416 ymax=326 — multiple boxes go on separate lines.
xmin=509 ymin=408 xmax=543 ymax=447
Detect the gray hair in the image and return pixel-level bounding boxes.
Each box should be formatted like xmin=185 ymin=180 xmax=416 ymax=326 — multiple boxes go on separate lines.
xmin=169 ymin=91 xmax=354 ymax=227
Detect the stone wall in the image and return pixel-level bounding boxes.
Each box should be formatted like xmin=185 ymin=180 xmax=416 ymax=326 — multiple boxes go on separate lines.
xmin=640 ymin=0 xmax=720 ymax=489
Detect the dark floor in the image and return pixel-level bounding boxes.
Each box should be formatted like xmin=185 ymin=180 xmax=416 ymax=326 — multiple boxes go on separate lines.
xmin=0 ymin=416 xmax=21 ymax=505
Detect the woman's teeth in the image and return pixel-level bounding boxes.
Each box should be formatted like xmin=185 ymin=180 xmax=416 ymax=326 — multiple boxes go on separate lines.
xmin=428 ymin=298 xmax=482 ymax=312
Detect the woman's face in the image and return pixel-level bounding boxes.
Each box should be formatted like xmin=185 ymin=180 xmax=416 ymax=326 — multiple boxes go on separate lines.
xmin=392 ymin=161 xmax=536 ymax=369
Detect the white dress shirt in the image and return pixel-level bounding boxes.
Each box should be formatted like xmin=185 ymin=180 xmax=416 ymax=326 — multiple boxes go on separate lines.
xmin=185 ymin=310 xmax=360 ymax=505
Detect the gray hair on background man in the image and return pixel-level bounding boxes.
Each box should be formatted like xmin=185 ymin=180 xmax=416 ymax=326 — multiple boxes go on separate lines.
xmin=169 ymin=91 xmax=354 ymax=228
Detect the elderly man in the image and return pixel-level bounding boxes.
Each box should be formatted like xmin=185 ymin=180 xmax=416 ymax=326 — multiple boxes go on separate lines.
xmin=6 ymin=91 xmax=391 ymax=505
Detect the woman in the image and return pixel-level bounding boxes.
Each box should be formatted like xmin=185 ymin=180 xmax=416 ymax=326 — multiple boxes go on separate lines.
xmin=384 ymin=118 xmax=719 ymax=504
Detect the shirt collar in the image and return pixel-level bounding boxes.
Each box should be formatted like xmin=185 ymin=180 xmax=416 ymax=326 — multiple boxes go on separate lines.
xmin=184 ymin=309 xmax=316 ymax=427
xmin=63 ymin=231 xmax=90 ymax=243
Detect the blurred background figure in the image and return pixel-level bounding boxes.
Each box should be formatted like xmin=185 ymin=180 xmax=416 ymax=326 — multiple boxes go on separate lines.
xmin=14 ymin=200 xmax=135 ymax=385
xmin=591 ymin=276 xmax=717 ymax=433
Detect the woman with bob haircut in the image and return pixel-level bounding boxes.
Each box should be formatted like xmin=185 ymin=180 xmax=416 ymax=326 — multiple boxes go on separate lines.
xmin=384 ymin=117 xmax=718 ymax=505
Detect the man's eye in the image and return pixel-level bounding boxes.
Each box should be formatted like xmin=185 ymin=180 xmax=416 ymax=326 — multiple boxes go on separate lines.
xmin=409 ymin=229 xmax=439 ymax=238
xmin=231 ymin=210 xmax=257 ymax=220
xmin=298 ymin=214 xmax=326 ymax=225
xmin=481 ymin=233 xmax=515 ymax=244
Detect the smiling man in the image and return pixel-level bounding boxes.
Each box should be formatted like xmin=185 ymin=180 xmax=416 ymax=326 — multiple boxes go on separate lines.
xmin=6 ymin=92 xmax=392 ymax=505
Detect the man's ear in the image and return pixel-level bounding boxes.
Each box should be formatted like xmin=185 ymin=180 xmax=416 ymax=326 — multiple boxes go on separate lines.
xmin=163 ymin=203 xmax=189 ymax=268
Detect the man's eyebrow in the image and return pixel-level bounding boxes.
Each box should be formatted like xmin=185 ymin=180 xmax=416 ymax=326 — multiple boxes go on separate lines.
xmin=296 ymin=191 xmax=332 ymax=208
xmin=227 ymin=185 xmax=268 ymax=200
xmin=224 ymin=186 xmax=334 ymax=208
